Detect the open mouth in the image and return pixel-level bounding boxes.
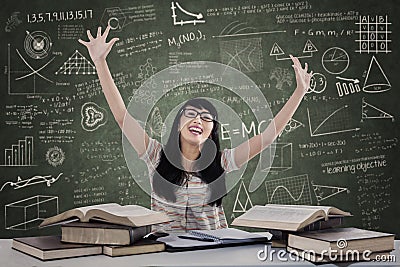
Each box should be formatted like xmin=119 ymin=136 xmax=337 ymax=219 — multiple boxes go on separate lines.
xmin=188 ymin=125 xmax=203 ymax=135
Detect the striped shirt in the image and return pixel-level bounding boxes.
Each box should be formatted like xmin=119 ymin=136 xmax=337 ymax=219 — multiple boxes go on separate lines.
xmin=140 ymin=138 xmax=238 ymax=232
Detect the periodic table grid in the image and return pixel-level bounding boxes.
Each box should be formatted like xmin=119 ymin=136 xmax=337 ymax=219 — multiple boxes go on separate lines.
xmin=355 ymin=15 xmax=392 ymax=54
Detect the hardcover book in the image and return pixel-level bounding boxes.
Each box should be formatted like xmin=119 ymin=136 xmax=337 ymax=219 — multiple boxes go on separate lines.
xmin=39 ymin=203 xmax=170 ymax=228
xmin=232 ymin=204 xmax=351 ymax=231
xmin=12 ymin=236 xmax=102 ymax=261
xmin=61 ymin=222 xmax=151 ymax=245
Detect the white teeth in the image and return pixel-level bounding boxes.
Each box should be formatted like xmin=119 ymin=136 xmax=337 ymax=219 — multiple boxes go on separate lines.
xmin=189 ymin=126 xmax=203 ymax=134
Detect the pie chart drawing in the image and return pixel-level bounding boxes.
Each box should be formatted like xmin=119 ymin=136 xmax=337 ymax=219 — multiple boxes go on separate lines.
xmin=322 ymin=47 xmax=349 ymax=75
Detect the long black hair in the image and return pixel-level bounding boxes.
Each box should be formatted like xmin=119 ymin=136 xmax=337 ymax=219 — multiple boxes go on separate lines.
xmin=152 ymin=98 xmax=226 ymax=206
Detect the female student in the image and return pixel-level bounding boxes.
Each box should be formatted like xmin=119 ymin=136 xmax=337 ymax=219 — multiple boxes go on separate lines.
xmin=79 ymin=26 xmax=313 ymax=231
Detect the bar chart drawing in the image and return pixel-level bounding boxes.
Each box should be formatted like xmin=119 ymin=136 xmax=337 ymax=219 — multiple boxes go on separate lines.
xmin=2 ymin=136 xmax=34 ymax=166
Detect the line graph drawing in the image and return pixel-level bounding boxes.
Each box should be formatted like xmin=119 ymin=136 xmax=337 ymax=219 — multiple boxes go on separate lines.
xmin=213 ymin=20 xmax=286 ymax=38
xmin=312 ymin=182 xmax=349 ymax=204
xmin=270 ymin=40 xmax=317 ymax=61
xmin=265 ymin=174 xmax=312 ymax=205
xmin=24 ymin=30 xmax=52 ymax=59
xmin=321 ymin=47 xmax=349 ymax=75
xmin=7 ymin=44 xmax=56 ymax=95
xmin=307 ymin=106 xmax=360 ymax=137
xmin=15 ymin=49 xmax=54 ymax=83
xmin=171 ymin=2 xmax=205 ymax=26
xmin=233 ymin=180 xmax=253 ymax=213
xmin=361 ymin=98 xmax=394 ymax=122
xmin=362 ymin=56 xmax=391 ymax=93
xmin=5 ymin=195 xmax=59 ymax=230
xmin=220 ymin=38 xmax=263 ymax=73
xmin=0 ymin=173 xmax=62 ymax=191
xmin=1 ymin=136 xmax=34 ymax=167
xmin=55 ymin=50 xmax=96 ymax=75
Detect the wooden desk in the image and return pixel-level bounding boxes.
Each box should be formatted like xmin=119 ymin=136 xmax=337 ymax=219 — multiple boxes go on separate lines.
xmin=1 ymin=239 xmax=399 ymax=267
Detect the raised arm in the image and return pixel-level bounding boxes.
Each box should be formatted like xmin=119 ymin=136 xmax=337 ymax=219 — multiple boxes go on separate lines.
xmin=79 ymin=26 xmax=149 ymax=156
xmin=233 ymin=55 xmax=312 ymax=168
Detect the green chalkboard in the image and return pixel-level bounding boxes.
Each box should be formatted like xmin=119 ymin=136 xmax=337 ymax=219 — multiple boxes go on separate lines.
xmin=0 ymin=0 xmax=399 ymax=239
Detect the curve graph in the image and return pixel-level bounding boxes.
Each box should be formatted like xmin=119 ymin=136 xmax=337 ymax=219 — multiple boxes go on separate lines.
xmin=265 ymin=174 xmax=312 ymax=205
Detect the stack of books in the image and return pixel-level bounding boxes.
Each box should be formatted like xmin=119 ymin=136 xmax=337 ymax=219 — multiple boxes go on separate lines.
xmin=232 ymin=204 xmax=395 ymax=263
xmin=12 ymin=203 xmax=170 ymax=260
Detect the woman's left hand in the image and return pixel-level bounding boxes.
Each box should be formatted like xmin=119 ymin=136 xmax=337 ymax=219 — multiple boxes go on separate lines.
xmin=290 ymin=54 xmax=313 ymax=94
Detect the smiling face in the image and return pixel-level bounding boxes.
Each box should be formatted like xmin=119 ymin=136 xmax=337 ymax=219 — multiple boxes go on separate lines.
xmin=179 ymin=105 xmax=215 ymax=146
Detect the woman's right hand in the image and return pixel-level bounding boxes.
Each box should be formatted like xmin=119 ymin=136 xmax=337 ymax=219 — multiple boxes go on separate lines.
xmin=78 ymin=25 xmax=119 ymax=64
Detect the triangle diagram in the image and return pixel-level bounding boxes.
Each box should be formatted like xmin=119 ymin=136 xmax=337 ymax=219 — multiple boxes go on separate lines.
xmin=233 ymin=180 xmax=253 ymax=212
xmin=303 ymin=40 xmax=318 ymax=53
xmin=362 ymin=98 xmax=394 ymax=121
xmin=270 ymin=42 xmax=285 ymax=56
xmin=55 ymin=50 xmax=96 ymax=75
xmin=362 ymin=56 xmax=391 ymax=93
xmin=312 ymin=184 xmax=348 ymax=202
xmin=280 ymin=118 xmax=304 ymax=137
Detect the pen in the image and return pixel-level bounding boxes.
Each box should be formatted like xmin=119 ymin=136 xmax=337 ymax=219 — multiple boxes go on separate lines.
xmin=178 ymin=235 xmax=215 ymax=242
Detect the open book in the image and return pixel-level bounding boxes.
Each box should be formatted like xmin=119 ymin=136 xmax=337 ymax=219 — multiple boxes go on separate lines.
xmin=39 ymin=203 xmax=170 ymax=228
xmin=231 ymin=204 xmax=351 ymax=232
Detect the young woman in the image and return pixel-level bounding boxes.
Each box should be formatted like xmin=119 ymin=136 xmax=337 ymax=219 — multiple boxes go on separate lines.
xmin=79 ymin=26 xmax=313 ymax=231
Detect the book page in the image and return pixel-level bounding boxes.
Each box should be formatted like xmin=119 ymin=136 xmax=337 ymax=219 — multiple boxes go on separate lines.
xmin=76 ymin=203 xmax=120 ymax=218
xmin=87 ymin=205 xmax=156 ymax=217
xmin=239 ymin=205 xmax=323 ymax=224
xmin=266 ymin=204 xmax=350 ymax=217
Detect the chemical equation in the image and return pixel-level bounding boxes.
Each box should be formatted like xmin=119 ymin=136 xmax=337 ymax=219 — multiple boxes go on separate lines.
xmin=276 ymin=11 xmax=359 ymax=24
xmin=167 ymin=30 xmax=206 ymax=49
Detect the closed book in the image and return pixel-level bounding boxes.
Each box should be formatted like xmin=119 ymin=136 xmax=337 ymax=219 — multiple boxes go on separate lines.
xmin=287 ymin=246 xmax=393 ymax=263
xmin=61 ymin=222 xmax=151 ymax=245
xmin=270 ymin=216 xmax=344 ymax=248
xmin=288 ymin=227 xmax=395 ymax=254
xmin=103 ymin=239 xmax=165 ymax=257
xmin=12 ymin=236 xmax=102 ymax=261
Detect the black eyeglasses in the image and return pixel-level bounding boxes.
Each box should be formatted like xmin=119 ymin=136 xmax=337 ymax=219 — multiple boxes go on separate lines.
xmin=181 ymin=108 xmax=215 ymax=122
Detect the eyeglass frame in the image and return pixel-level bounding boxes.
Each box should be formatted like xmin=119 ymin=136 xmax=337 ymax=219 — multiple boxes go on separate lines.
xmin=180 ymin=108 xmax=216 ymax=122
